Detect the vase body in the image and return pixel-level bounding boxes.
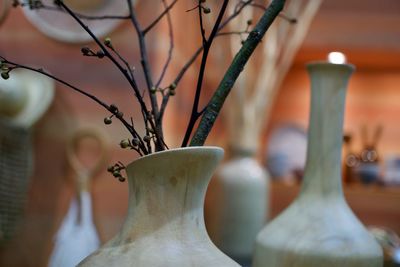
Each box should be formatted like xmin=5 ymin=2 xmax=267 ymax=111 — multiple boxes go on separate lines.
xmin=206 ymin=148 xmax=269 ymax=265
xmin=253 ymin=62 xmax=383 ymax=267
xmin=78 ymin=146 xmax=239 ymax=267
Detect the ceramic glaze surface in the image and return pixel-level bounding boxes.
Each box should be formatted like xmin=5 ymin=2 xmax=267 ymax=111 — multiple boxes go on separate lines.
xmin=207 ymin=154 xmax=268 ymax=265
xmin=253 ymin=63 xmax=383 ymax=267
xmin=78 ymin=147 xmax=239 ymax=267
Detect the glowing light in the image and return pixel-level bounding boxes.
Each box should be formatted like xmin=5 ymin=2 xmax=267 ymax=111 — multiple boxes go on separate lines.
xmin=327 ymin=52 xmax=346 ymax=64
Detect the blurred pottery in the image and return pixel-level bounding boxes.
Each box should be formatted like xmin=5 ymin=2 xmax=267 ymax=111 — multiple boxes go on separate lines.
xmin=207 ymin=146 xmax=268 ymax=265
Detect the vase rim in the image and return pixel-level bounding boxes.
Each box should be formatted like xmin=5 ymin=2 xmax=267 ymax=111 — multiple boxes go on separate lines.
xmin=306 ymin=61 xmax=355 ymax=71
xmin=127 ymin=146 xmax=224 ymax=169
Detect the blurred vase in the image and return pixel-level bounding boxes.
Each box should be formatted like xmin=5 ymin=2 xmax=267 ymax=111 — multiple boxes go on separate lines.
xmin=78 ymin=147 xmax=239 ymax=267
xmin=253 ymin=62 xmax=383 ymax=267
xmin=206 ymin=147 xmax=269 ymax=266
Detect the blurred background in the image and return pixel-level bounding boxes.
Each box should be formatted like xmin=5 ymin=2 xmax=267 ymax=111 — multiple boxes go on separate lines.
xmin=0 ymin=0 xmax=399 ymax=266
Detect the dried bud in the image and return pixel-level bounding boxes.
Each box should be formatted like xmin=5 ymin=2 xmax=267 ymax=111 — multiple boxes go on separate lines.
xmin=143 ymin=135 xmax=151 ymax=143
xmin=203 ymin=6 xmax=211 ymax=14
xmin=113 ymin=171 xmax=121 ymax=177
xmin=131 ymin=138 xmax=139 ymax=147
xmin=107 ymin=166 xmax=114 ymax=172
xmin=81 ymin=46 xmax=91 ymax=56
xmin=1 ymin=72 xmax=9 ymax=80
xmin=120 ymin=139 xmax=130 ymax=149
xmin=169 ymin=89 xmax=176 ymax=96
xmin=104 ymin=117 xmax=112 ymax=125
xmin=146 ymin=127 xmax=155 ymax=134
xmin=109 ymin=104 xmax=118 ymax=113
xmin=150 ymin=86 xmax=157 ymax=94
xmin=96 ymin=51 xmax=105 ymax=58
xmin=116 ymin=111 xmax=123 ymax=119
xmin=118 ymin=176 xmax=126 ymax=182
xmin=169 ymin=83 xmax=177 ymax=90
xmin=104 ymin=37 xmax=112 ymax=47
xmin=247 ymin=19 xmax=253 ymax=25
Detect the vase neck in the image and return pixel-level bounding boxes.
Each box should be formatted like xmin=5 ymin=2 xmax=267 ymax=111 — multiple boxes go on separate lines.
xmin=228 ymin=145 xmax=256 ymax=159
xmin=300 ymin=63 xmax=354 ymax=198
xmin=121 ymin=147 xmax=224 ymax=241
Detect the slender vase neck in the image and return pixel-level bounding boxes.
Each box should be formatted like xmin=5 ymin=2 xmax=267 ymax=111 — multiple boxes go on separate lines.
xmin=228 ymin=145 xmax=257 ymax=159
xmin=300 ymin=62 xmax=354 ymax=199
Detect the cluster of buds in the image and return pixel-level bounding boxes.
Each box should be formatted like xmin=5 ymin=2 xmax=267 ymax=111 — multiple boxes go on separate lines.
xmin=103 ymin=104 xmax=124 ymax=125
xmin=150 ymin=83 xmax=177 ymax=96
xmin=0 ymin=61 xmax=10 ymax=80
xmin=168 ymin=83 xmax=176 ymax=96
xmin=107 ymin=162 xmax=126 ymax=182
xmin=119 ymin=138 xmax=140 ymax=149
xmin=81 ymin=46 xmax=105 ymax=59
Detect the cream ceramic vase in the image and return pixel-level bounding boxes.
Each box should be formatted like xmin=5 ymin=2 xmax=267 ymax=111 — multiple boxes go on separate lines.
xmin=252 ymin=62 xmax=383 ymax=267
xmin=78 ymin=146 xmax=240 ymax=267
xmin=207 ymin=147 xmax=268 ymax=265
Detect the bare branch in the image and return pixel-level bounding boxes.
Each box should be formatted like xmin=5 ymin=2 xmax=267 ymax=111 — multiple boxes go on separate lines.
xmin=106 ymin=42 xmax=136 ymax=80
xmin=155 ymin=0 xmax=174 ymax=89
xmin=1 ymin=57 xmax=149 ymax=155
xmin=198 ymin=1 xmax=208 ymax=45
xmin=158 ymin=0 xmax=254 ymax=127
xmin=56 ymin=1 xmax=151 ymax=126
xmin=143 ymin=0 xmax=179 ymax=35
xmin=127 ymin=0 xmax=166 ymax=151
xmin=181 ymin=0 xmax=230 ymax=147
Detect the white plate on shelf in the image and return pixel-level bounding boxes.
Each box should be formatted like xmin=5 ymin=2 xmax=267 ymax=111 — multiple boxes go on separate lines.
xmin=22 ymin=0 xmax=133 ymax=43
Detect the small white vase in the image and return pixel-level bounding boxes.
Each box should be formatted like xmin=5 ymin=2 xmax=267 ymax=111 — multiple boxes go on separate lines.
xmin=252 ymin=62 xmax=383 ymax=267
xmin=78 ymin=146 xmax=239 ymax=267
xmin=206 ymin=147 xmax=268 ymax=265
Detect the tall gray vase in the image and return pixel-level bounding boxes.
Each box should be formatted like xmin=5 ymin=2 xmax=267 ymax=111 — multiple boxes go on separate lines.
xmin=252 ymin=62 xmax=383 ymax=267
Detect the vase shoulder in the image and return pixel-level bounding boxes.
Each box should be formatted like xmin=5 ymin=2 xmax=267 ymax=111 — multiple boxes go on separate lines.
xmin=253 ymin=198 xmax=383 ymax=267
xmin=79 ymin=235 xmax=238 ymax=267
xmin=218 ymin=157 xmax=269 ymax=185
